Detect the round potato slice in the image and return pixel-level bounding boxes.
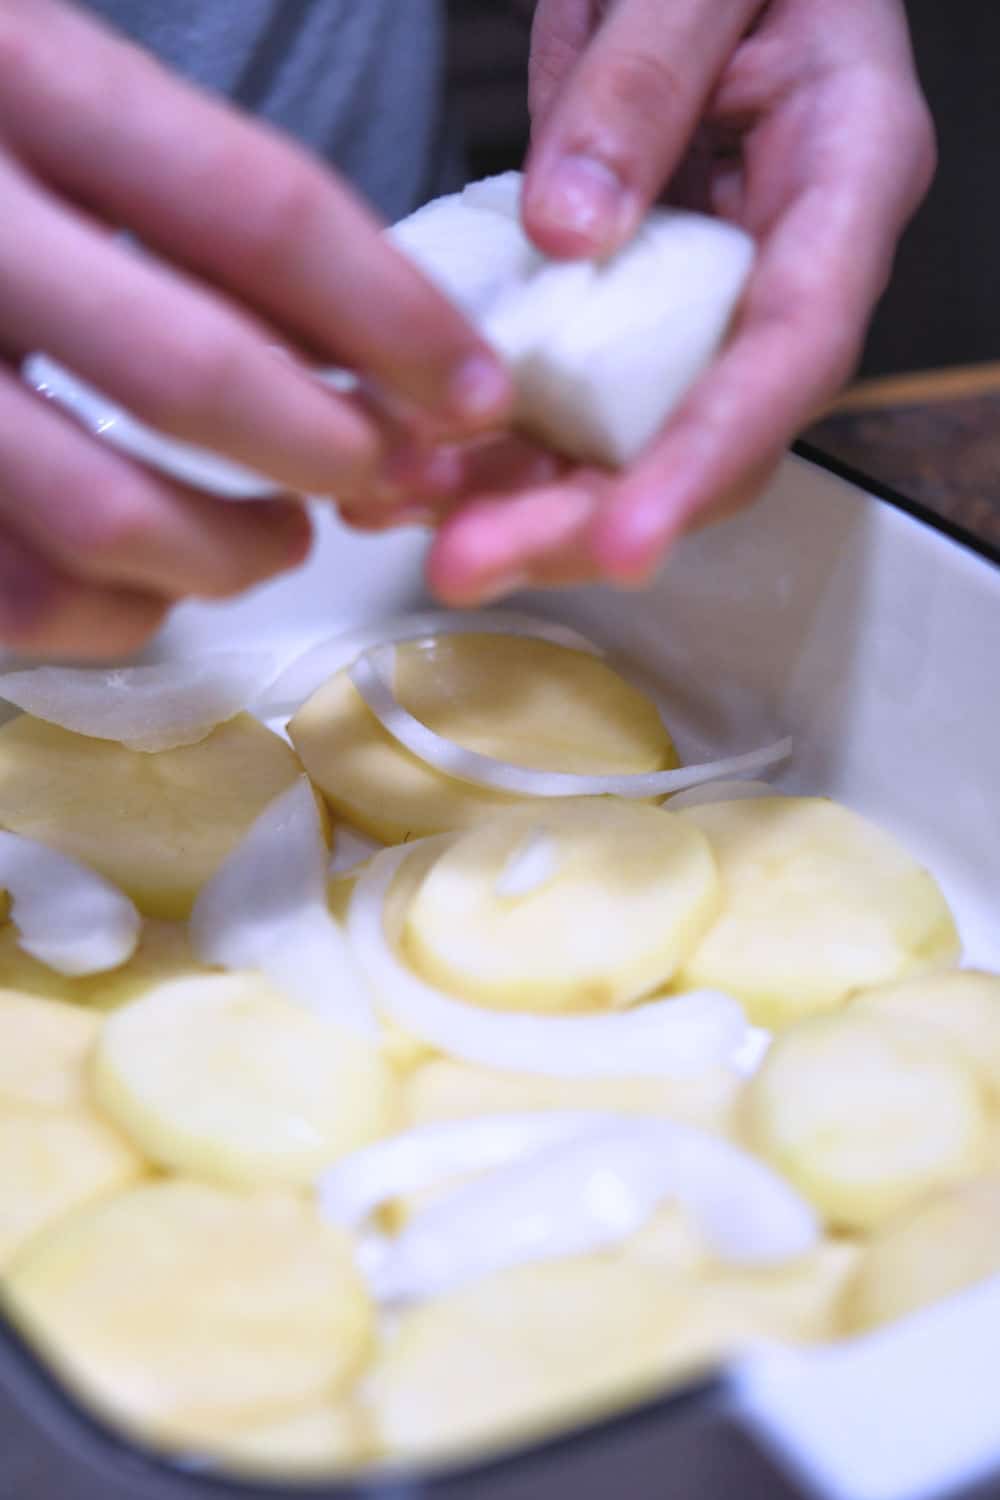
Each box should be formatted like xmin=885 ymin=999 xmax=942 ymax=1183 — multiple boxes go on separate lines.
xmin=0 ymin=918 xmax=206 ymax=1013
xmin=4 ymin=1180 xmax=372 ymax=1446
xmin=0 ymin=989 xmax=99 ymax=1111
xmin=402 ymin=800 xmax=719 ymax=1012
xmin=742 ymin=1013 xmax=988 ymax=1231
xmin=289 ymin=635 xmax=677 ymax=843
xmin=852 ymin=971 xmax=1000 ymax=1100
xmin=0 ymin=713 xmax=303 ymax=919
xmin=0 ymin=1105 xmax=144 ymax=1268
xmin=848 ymin=1176 xmax=1000 ymax=1332
xmin=370 ymin=1258 xmax=684 ymax=1460
xmin=207 ymin=1402 xmax=372 ymax=1476
xmin=675 ymin=798 xmax=959 ymax=1025
xmin=94 ymin=974 xmax=399 ymax=1187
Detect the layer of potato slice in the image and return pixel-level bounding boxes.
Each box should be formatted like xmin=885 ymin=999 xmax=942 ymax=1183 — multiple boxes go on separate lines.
xmin=852 ymin=971 xmax=1000 ymax=1101
xmin=0 ymin=1105 xmax=144 ymax=1268
xmin=675 ymin=798 xmax=959 ymax=1025
xmin=4 ymin=1180 xmax=373 ymax=1447
xmin=742 ymin=1013 xmax=988 ymax=1231
xmin=94 ymin=974 xmax=399 ymax=1187
xmin=290 ymin=634 xmax=677 ymax=843
xmin=402 ymin=800 xmax=719 ymax=1011
xmin=0 ymin=918 xmax=206 ymax=1013
xmin=204 ymin=1401 xmax=373 ymax=1475
xmin=0 ymin=990 xmax=99 ymax=1111
xmin=847 ymin=1175 xmax=1000 ymax=1332
xmin=0 ymin=713 xmax=303 ymax=919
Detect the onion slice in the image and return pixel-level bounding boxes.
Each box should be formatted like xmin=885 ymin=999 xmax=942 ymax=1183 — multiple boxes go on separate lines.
xmin=0 ymin=651 xmax=282 ymax=752
xmin=0 ymin=831 xmax=141 ymax=975
xmin=190 ymin=778 xmax=375 ymax=1035
xmin=667 ymin=779 xmax=784 ymax=811
xmin=340 ymin=1114 xmax=819 ymax=1303
xmin=349 ymin=648 xmax=792 ymax=799
xmin=257 ymin=610 xmax=602 ymax=718
xmin=348 ymin=840 xmax=750 ymax=1075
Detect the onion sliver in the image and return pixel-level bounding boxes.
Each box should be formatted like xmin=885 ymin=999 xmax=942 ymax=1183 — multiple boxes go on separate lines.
xmin=348 ymin=841 xmax=749 ymax=1075
xmin=329 ymin=826 xmax=384 ymax=877
xmin=258 ymin=610 xmax=601 ymax=718
xmin=350 ymin=649 xmax=792 ymax=799
xmin=190 ymin=778 xmax=375 ymax=1035
xmin=0 ymin=831 xmax=141 ymax=975
xmin=0 ymin=651 xmax=282 ymax=752
xmin=668 ymin=779 xmax=782 ymax=810
xmin=319 ymin=1113 xmax=611 ymax=1232
xmin=362 ymin=1116 xmax=819 ymax=1302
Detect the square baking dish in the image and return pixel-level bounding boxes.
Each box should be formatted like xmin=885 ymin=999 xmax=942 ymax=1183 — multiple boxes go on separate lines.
xmin=1 ymin=448 xmax=998 ymax=1500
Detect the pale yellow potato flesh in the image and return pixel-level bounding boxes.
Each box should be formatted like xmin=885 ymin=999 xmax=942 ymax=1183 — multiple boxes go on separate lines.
xmin=289 ymin=635 xmax=678 ymax=843
xmin=0 ymin=918 xmax=206 ymax=1013
xmin=0 ymin=713 xmax=303 ymax=919
xmin=852 ymin=970 xmax=1000 ymax=1101
xmin=4 ymin=1180 xmax=373 ymax=1448
xmin=743 ymin=1013 xmax=988 ymax=1231
xmin=0 ymin=989 xmax=99 ymax=1111
xmin=675 ymin=798 xmax=960 ymax=1026
xmin=204 ymin=1401 xmax=373 ymax=1475
xmin=94 ymin=974 xmax=400 ymax=1187
xmin=402 ymin=800 xmax=719 ymax=1011
xmin=848 ymin=1175 xmax=1000 ymax=1332
xmin=0 ymin=1106 xmax=144 ymax=1268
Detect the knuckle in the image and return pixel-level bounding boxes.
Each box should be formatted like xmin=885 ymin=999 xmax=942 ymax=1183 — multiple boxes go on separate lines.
xmin=68 ymin=489 xmax=163 ymax=572
xmin=593 ymin=46 xmax=690 ymax=127
xmin=134 ymin=326 xmax=246 ymax=434
xmin=210 ymin=147 xmax=323 ymax=279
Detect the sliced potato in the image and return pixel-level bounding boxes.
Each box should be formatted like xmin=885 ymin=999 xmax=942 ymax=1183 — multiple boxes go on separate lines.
xmin=852 ymin=970 xmax=1000 ymax=1100
xmin=0 ymin=989 xmax=99 ymax=1111
xmin=0 ymin=1105 xmax=144 ymax=1268
xmin=0 ymin=918 xmax=206 ymax=1013
xmin=206 ymin=1402 xmax=372 ymax=1475
xmin=403 ymin=800 xmax=719 ymax=1011
xmin=290 ymin=634 xmax=677 ymax=843
xmin=848 ymin=1175 xmax=1000 ymax=1332
xmin=370 ymin=1257 xmax=684 ymax=1460
xmin=675 ymin=798 xmax=959 ymax=1025
xmin=742 ymin=1013 xmax=987 ymax=1231
xmin=0 ymin=713 xmax=303 ymax=919
xmin=94 ymin=974 xmax=399 ymax=1186
xmin=4 ymin=1180 xmax=372 ymax=1446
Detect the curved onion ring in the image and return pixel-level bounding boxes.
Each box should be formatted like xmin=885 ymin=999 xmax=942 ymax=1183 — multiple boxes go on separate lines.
xmin=0 ymin=831 xmax=141 ymax=975
xmin=347 ymin=839 xmax=750 ymax=1076
xmin=349 ymin=648 xmax=792 ymax=800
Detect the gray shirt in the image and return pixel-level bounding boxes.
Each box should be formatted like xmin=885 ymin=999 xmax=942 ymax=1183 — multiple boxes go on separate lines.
xmin=81 ymin=0 xmax=461 ymax=222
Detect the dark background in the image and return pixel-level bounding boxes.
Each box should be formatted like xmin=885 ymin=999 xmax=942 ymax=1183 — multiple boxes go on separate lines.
xmin=447 ymin=0 xmax=1000 ymax=378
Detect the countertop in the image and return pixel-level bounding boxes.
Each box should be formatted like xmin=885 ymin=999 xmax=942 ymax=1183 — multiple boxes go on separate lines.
xmin=804 ymin=363 xmax=1000 ymax=555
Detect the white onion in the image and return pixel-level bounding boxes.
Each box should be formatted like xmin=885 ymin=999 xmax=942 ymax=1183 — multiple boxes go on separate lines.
xmin=0 ymin=651 xmax=282 ymax=752
xmin=257 ymin=611 xmax=601 ymax=719
xmin=0 ymin=831 xmax=140 ymax=975
xmin=668 ymin=780 xmax=784 ymax=811
xmin=349 ymin=648 xmax=792 ymax=799
xmin=190 ymin=778 xmax=375 ymax=1035
xmin=348 ymin=840 xmax=750 ymax=1076
xmin=328 ymin=826 xmax=384 ymax=878
xmin=319 ymin=1113 xmax=608 ymax=1232
xmin=357 ymin=1115 xmax=819 ymax=1303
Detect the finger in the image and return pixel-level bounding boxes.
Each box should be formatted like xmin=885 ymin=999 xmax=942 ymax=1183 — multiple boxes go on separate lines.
xmin=0 ymin=0 xmax=511 ymax=431
xmin=0 ymin=159 xmax=384 ymax=498
xmin=0 ymin=369 xmax=312 ymax=598
xmin=528 ymin=0 xmax=602 ymax=128
xmin=345 ymin=434 xmax=565 ymax=525
xmin=522 ymin=0 xmax=763 ymax=257
xmin=0 ymin=530 xmax=167 ymax=659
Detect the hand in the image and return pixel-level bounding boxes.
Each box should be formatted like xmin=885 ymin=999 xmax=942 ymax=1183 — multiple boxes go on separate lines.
xmin=418 ymin=0 xmax=935 ymax=603
xmin=0 ymin=0 xmax=511 ymax=656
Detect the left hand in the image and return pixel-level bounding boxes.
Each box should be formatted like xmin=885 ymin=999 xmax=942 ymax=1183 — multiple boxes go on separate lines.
xmin=363 ymin=0 xmax=935 ymax=604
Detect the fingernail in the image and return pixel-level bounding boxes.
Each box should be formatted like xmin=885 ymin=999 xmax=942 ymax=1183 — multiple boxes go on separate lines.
xmin=449 ymin=354 xmax=512 ymax=425
xmin=539 ymin=155 xmax=631 ymax=243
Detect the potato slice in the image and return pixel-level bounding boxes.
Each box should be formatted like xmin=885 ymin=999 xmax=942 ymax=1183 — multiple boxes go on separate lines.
xmin=94 ymin=974 xmax=399 ymax=1187
xmin=848 ymin=1176 xmax=1000 ymax=1332
xmin=4 ymin=1180 xmax=372 ymax=1446
xmin=675 ymin=798 xmax=959 ymax=1025
xmin=206 ymin=1402 xmax=372 ymax=1475
xmin=290 ymin=635 xmax=677 ymax=843
xmin=0 ymin=713 xmax=303 ymax=918
xmin=742 ymin=1013 xmax=987 ymax=1231
xmin=852 ymin=971 xmax=1000 ymax=1100
xmin=0 ymin=918 xmax=206 ymax=1013
xmin=403 ymin=800 xmax=719 ymax=1011
xmin=370 ymin=1258 xmax=685 ymax=1460
xmin=0 ymin=1106 xmax=144 ymax=1268
xmin=0 ymin=989 xmax=99 ymax=1111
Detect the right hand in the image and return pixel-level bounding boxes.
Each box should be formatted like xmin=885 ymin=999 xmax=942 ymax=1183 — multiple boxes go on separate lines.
xmin=0 ymin=0 xmax=512 ymax=657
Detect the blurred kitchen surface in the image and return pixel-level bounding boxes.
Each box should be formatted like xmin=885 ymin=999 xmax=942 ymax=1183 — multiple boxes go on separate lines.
xmin=447 ymin=0 xmax=1000 ymax=550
